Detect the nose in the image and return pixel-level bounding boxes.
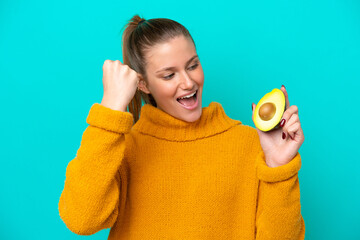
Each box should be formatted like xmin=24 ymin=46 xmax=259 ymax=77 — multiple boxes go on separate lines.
xmin=179 ymin=71 xmax=195 ymax=90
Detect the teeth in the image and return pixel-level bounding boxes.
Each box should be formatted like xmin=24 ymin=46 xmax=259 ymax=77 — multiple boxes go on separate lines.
xmin=178 ymin=91 xmax=196 ymax=100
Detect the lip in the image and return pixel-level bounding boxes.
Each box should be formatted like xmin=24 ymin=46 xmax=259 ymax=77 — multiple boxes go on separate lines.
xmin=176 ymin=90 xmax=199 ymax=110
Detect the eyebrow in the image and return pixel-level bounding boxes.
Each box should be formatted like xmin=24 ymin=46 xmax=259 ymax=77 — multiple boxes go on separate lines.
xmin=155 ymin=55 xmax=199 ymax=73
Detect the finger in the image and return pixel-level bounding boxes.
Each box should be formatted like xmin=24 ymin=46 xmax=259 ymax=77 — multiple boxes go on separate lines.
xmin=283 ymin=112 xmax=299 ymax=129
xmin=285 ymin=122 xmax=301 ymax=140
xmin=283 ymin=113 xmax=300 ymax=139
xmin=280 ymin=105 xmax=298 ymax=128
xmin=281 ymin=85 xmax=290 ymax=110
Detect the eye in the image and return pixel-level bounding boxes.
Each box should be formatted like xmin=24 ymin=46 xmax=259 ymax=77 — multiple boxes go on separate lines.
xmin=162 ymin=62 xmax=199 ymax=80
xmin=188 ymin=63 xmax=199 ymax=70
xmin=163 ymin=73 xmax=175 ymax=80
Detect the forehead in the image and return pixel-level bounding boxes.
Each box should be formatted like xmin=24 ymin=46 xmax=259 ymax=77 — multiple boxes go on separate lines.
xmin=145 ymin=35 xmax=196 ymax=70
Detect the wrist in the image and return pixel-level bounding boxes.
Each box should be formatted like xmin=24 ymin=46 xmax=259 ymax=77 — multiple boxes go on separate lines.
xmin=265 ymin=155 xmax=294 ymax=168
xmin=100 ymin=99 xmax=127 ymax=112
xmin=265 ymin=159 xmax=283 ymax=168
xmin=265 ymin=155 xmax=285 ymax=168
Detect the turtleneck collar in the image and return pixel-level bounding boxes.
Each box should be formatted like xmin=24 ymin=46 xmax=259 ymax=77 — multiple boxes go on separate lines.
xmin=132 ymin=102 xmax=242 ymax=142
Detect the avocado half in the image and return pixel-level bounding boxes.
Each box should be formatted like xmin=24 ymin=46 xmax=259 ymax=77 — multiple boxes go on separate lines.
xmin=254 ymin=88 xmax=286 ymax=132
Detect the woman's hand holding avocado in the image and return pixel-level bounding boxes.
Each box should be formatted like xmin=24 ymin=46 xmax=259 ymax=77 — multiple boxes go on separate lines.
xmin=252 ymin=85 xmax=305 ymax=167
xmin=100 ymin=60 xmax=141 ymax=112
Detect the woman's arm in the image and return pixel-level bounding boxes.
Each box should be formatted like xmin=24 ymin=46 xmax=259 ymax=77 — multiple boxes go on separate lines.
xmin=255 ymin=150 xmax=305 ymax=240
xmin=251 ymin=85 xmax=305 ymax=239
xmin=58 ymin=103 xmax=133 ymax=235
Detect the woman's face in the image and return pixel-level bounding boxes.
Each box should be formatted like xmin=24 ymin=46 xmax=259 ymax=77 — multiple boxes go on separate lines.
xmin=139 ymin=35 xmax=204 ymax=122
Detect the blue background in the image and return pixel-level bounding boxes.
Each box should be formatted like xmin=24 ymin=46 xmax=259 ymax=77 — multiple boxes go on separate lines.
xmin=1 ymin=0 xmax=359 ymax=239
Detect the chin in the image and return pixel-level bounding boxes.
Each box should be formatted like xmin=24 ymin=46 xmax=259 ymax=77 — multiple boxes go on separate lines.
xmin=181 ymin=108 xmax=202 ymax=122
xmin=159 ymin=92 xmax=203 ymax=122
xmin=179 ymin=98 xmax=203 ymax=122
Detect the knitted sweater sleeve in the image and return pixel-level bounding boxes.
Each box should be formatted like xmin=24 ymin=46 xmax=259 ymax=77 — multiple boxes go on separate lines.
xmin=58 ymin=103 xmax=134 ymax=235
xmin=253 ymin=132 xmax=305 ymax=239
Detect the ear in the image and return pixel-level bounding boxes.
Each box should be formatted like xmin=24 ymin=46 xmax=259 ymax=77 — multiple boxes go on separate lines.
xmin=138 ymin=79 xmax=151 ymax=94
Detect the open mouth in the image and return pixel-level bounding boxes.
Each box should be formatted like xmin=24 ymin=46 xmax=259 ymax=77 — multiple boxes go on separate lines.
xmin=176 ymin=90 xmax=198 ymax=108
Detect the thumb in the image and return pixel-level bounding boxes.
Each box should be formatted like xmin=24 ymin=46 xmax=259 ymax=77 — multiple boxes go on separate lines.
xmin=252 ymin=103 xmax=256 ymax=122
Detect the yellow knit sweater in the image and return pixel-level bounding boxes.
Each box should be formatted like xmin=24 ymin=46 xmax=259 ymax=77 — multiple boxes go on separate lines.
xmin=58 ymin=101 xmax=305 ymax=239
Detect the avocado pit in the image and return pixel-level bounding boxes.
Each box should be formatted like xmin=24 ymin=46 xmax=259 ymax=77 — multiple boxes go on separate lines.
xmin=259 ymin=102 xmax=276 ymax=121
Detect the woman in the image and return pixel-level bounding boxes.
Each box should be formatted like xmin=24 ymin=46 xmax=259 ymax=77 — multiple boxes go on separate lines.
xmin=58 ymin=15 xmax=305 ymax=239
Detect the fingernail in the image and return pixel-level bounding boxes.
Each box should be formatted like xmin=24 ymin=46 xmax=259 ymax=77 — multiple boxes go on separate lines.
xmin=290 ymin=135 xmax=294 ymax=140
xmin=282 ymin=132 xmax=286 ymax=139
xmin=282 ymin=84 xmax=286 ymax=89
xmin=280 ymin=119 xmax=286 ymax=127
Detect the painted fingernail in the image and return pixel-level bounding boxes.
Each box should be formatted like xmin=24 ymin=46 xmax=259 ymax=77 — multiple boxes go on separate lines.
xmin=251 ymin=103 xmax=254 ymax=111
xmin=282 ymin=132 xmax=286 ymax=139
xmin=280 ymin=119 xmax=286 ymax=127
xmin=282 ymin=84 xmax=286 ymax=89
xmin=290 ymin=135 xmax=294 ymax=140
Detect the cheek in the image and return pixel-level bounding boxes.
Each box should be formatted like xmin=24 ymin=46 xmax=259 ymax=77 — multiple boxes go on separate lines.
xmin=193 ymin=66 xmax=205 ymax=84
xmin=152 ymin=83 xmax=177 ymax=99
